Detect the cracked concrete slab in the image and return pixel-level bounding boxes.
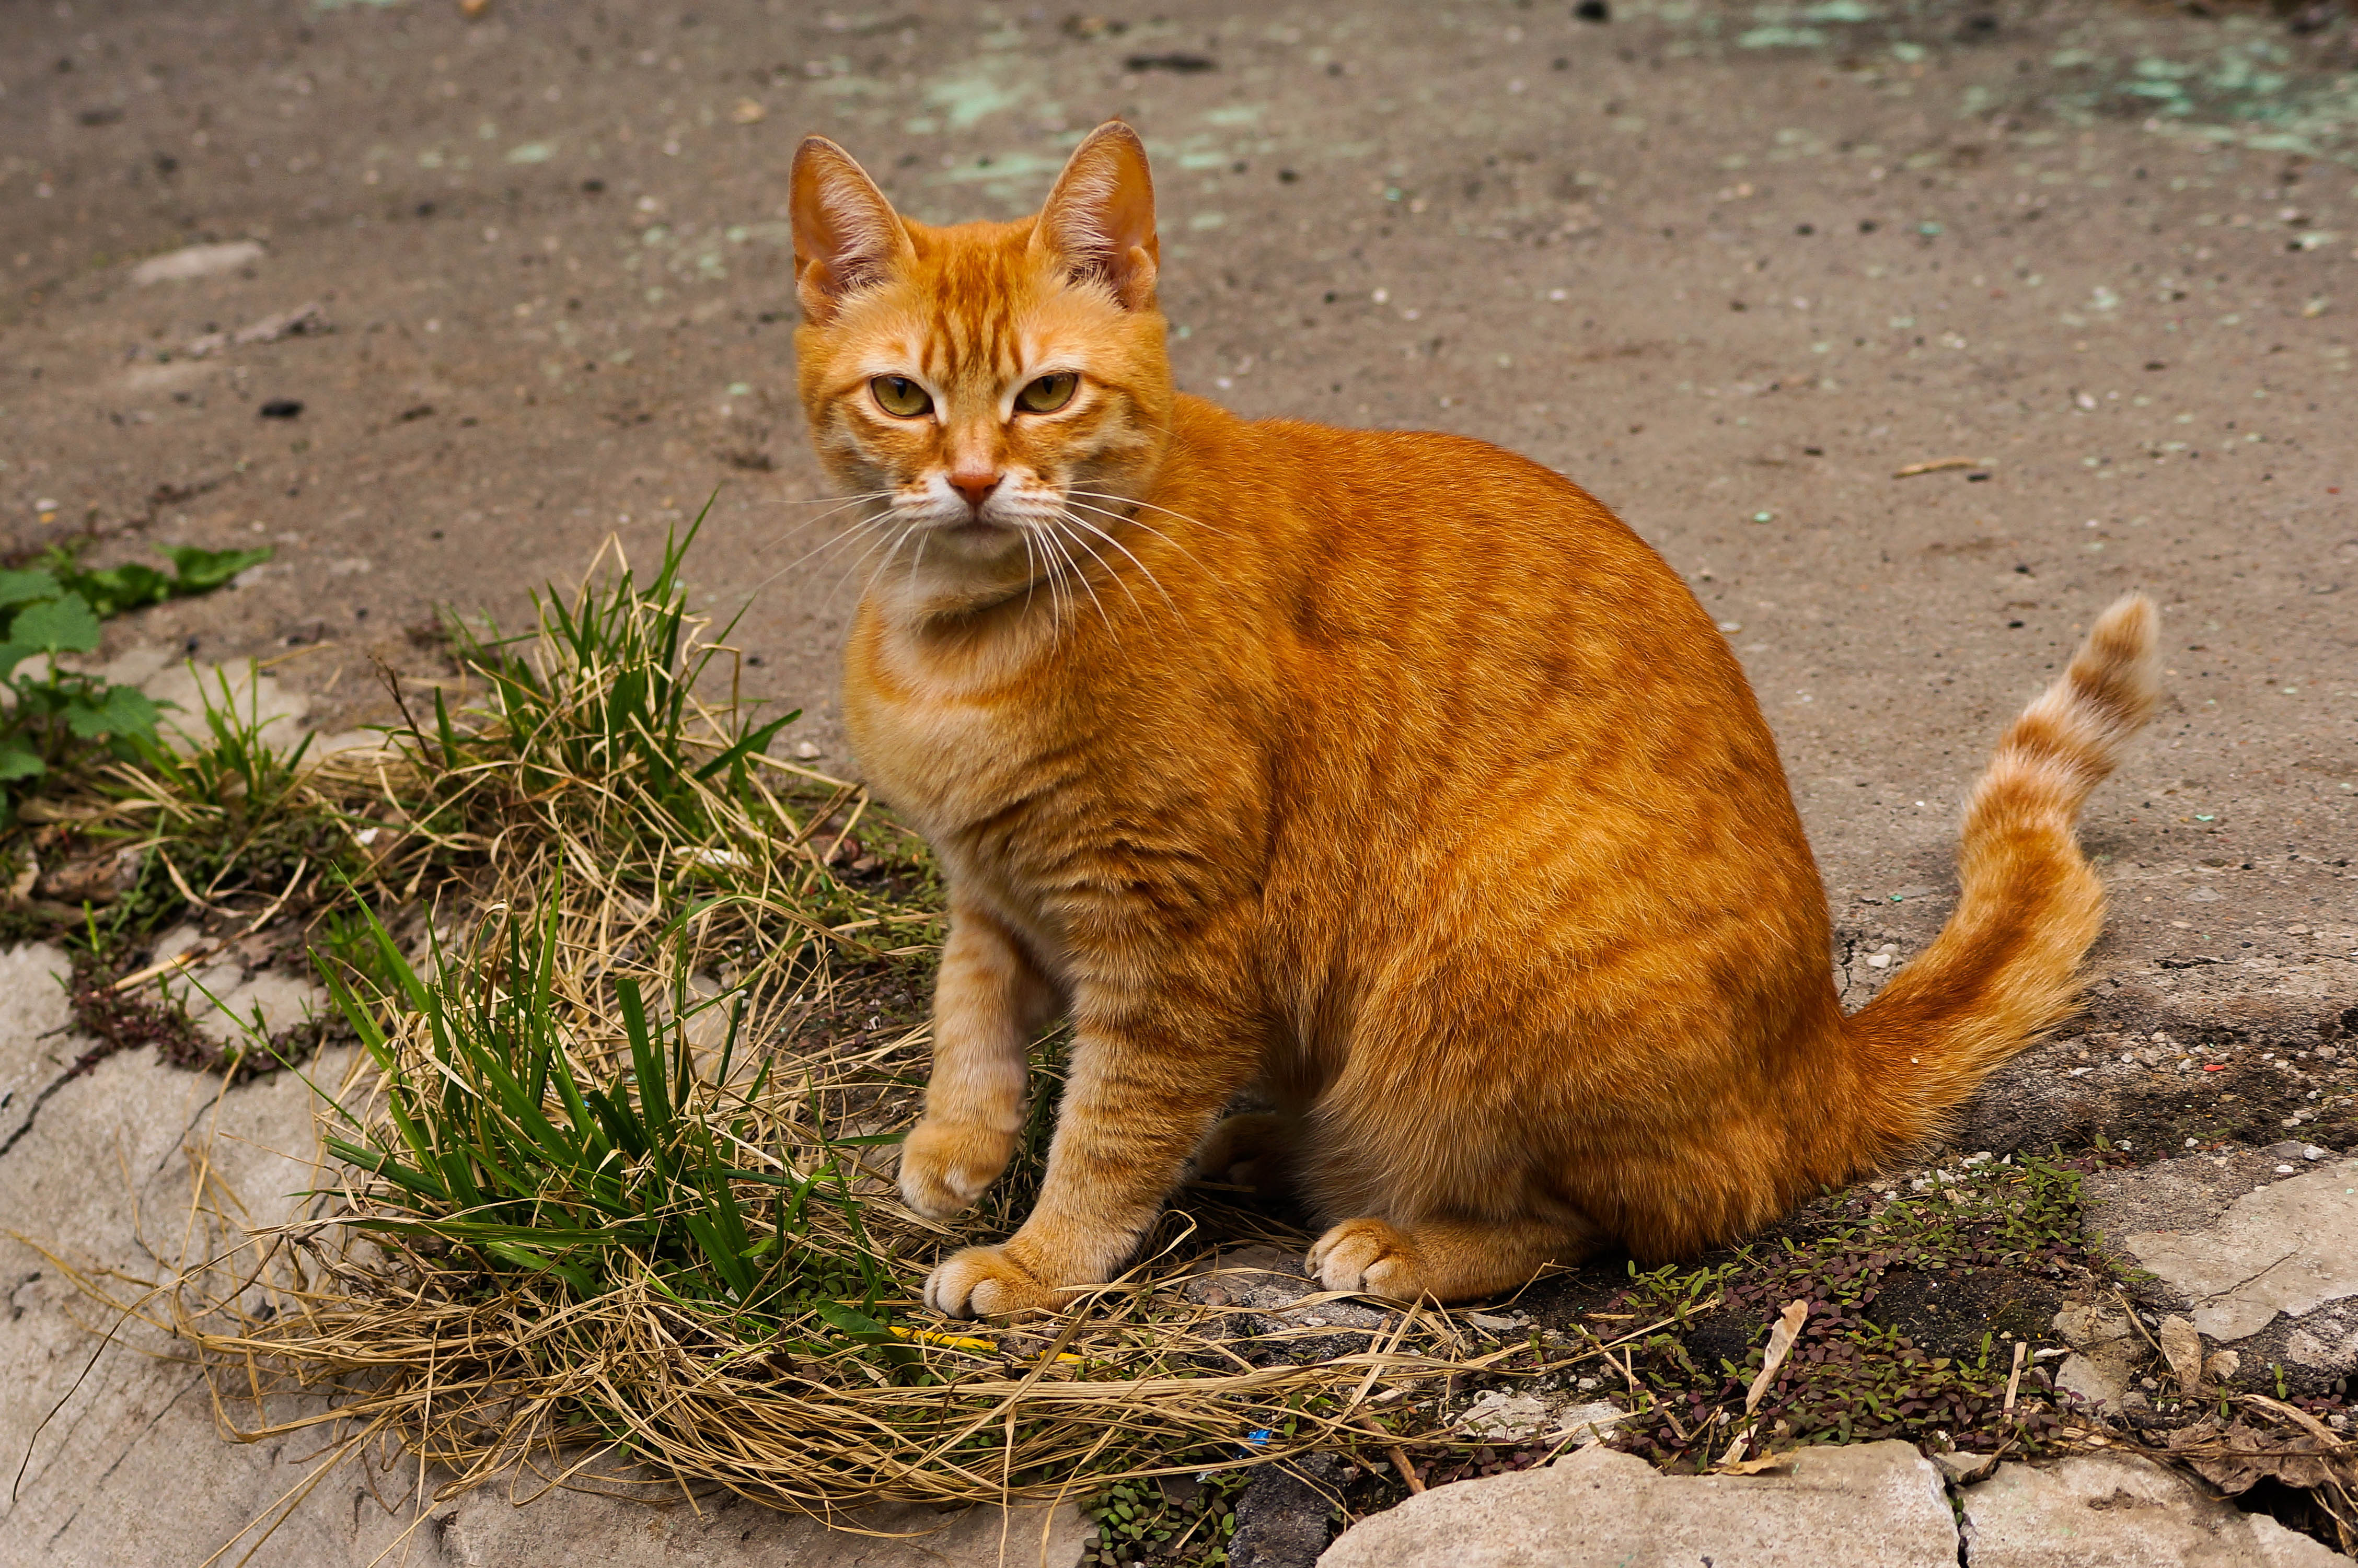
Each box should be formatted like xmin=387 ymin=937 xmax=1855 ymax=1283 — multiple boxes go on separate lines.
xmin=436 ymin=1490 xmax=1092 ymax=1568
xmin=1316 ymin=1440 xmax=1958 ymax=1567
xmin=2114 ymin=1160 xmax=2358 ymax=1343
xmin=0 ymin=943 xmax=79 ymax=1158
xmin=1959 ymin=1451 xmax=2350 ymax=1567
xmin=1315 ymin=1443 xmax=2352 ymax=1568
xmin=0 ymin=958 xmax=367 ymax=1568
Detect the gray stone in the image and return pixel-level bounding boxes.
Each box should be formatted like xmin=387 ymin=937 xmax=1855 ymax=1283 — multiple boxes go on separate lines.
xmin=0 ymin=942 xmax=78 ymax=1154
xmin=1961 ymin=1453 xmax=2352 ymax=1566
xmin=1935 ymin=1449 xmax=1999 ymax=1485
xmin=2050 ymin=1303 xmax=2140 ymax=1408
xmin=129 ymin=239 xmax=264 ymax=285
xmin=1 ymin=995 xmax=377 ymax=1567
xmin=109 ymin=652 xmax=314 ymax=757
xmin=1455 ymin=1390 xmax=1626 ymax=1444
xmin=1183 ymin=1244 xmax=1391 ymax=1335
xmin=1316 ymin=1440 xmax=1956 ymax=1567
xmin=1230 ymin=1455 xmax=1344 ymax=1568
xmin=2054 ymin=1352 xmax=2131 ymax=1406
xmin=2120 ymin=1162 xmax=2358 ymax=1342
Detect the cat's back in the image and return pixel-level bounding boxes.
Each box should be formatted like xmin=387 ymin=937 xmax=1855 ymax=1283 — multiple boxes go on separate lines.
xmin=1162 ymin=398 xmax=1721 ymax=678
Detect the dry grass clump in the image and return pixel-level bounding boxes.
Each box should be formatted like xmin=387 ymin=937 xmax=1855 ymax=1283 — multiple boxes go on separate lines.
xmin=45 ymin=525 xmax=1617 ymax=1546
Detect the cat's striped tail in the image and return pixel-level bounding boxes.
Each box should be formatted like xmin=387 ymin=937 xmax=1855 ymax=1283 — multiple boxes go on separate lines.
xmin=1846 ymin=593 xmax=2162 ymax=1154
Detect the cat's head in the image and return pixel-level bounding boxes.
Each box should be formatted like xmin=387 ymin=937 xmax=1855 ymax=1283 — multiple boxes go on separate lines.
xmin=788 ymin=122 xmax=1174 ymax=594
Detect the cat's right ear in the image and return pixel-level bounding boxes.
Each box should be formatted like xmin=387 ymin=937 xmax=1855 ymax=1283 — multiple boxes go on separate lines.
xmin=790 ymin=136 xmax=912 ymax=323
xmin=1034 ymin=121 xmax=1160 ymax=310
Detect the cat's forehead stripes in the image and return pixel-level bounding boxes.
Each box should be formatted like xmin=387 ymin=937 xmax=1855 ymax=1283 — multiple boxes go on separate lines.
xmin=836 ymin=245 xmax=1107 ymax=406
xmin=906 ymin=230 xmax=1101 ymax=396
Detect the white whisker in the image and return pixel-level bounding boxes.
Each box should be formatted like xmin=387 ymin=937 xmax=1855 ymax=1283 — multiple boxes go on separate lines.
xmin=1031 ymin=521 xmax=1070 ymax=633
xmin=747 ymin=505 xmax=896 ymax=600
xmin=858 ymin=519 xmax=927 ymax=601
xmin=1054 ymin=514 xmax=1147 ymax=617
xmin=1066 ymin=489 xmax=1233 ymax=540
xmin=1057 ymin=510 xmax=1169 ymax=614
xmin=816 ymin=521 xmax=900 ymax=606
xmin=1059 ymin=496 xmax=1219 ymax=587
xmin=749 ymin=490 xmax=901 ymax=556
xmin=1038 ymin=522 xmax=1113 ymax=633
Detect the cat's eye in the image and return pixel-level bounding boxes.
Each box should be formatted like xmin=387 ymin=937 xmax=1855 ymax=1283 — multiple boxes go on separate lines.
xmin=1015 ymin=373 xmax=1078 ymax=414
xmin=870 ymin=376 xmax=932 ymax=418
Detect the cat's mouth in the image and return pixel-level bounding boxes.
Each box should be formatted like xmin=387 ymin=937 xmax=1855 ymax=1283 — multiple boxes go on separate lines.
xmin=942 ymin=518 xmax=1015 ymax=542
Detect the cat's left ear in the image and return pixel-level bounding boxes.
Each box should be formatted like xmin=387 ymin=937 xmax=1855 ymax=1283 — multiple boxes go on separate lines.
xmin=1034 ymin=122 xmax=1160 ymax=310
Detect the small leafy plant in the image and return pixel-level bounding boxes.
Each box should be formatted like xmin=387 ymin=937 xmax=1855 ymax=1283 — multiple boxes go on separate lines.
xmin=40 ymin=540 xmax=274 ymax=619
xmin=1 ymin=543 xmax=272 ymax=823
xmin=3 ymin=589 xmax=157 ymax=822
xmin=1081 ymin=1473 xmax=1249 ymax=1567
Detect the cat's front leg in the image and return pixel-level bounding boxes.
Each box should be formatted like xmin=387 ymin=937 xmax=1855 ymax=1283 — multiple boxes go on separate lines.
xmin=923 ymin=971 xmax=1259 ymax=1317
xmin=897 ymin=898 xmax=1059 ymax=1218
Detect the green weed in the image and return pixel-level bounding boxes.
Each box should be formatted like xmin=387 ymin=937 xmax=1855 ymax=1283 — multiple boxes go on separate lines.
xmin=317 ymin=896 xmax=898 ymax=1325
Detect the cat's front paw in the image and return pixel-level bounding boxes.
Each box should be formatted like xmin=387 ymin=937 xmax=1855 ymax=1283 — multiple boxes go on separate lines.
xmin=1307 ymin=1218 xmax=1429 ymax=1302
xmin=922 ymin=1245 xmax=1066 ymax=1319
xmin=898 ymin=1118 xmax=1016 ymax=1218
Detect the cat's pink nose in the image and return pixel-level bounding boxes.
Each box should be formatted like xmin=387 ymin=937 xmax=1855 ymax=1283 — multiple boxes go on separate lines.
xmin=949 ymin=471 xmax=1001 ymax=513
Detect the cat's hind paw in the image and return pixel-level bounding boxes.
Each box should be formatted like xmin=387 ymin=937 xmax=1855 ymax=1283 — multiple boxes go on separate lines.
xmin=922 ymin=1245 xmax=1067 ymax=1319
xmin=1192 ymin=1110 xmax=1297 ymax=1197
xmin=1307 ymin=1218 xmax=1430 ymax=1303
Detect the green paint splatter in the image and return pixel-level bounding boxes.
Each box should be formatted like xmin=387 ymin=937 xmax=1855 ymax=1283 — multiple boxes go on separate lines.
xmin=1739 ymin=26 xmax=1826 ymax=49
xmin=505 ymin=142 xmax=556 ymax=165
xmin=924 ymin=72 xmax=1022 ymax=130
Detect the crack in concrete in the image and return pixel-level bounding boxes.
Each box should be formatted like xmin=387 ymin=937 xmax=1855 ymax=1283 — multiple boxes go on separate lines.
xmin=2198 ymin=1245 xmax=2306 ymax=1305
xmin=39 ymin=1375 xmax=202 ymax=1548
xmin=0 ymin=1064 xmax=87 ymax=1163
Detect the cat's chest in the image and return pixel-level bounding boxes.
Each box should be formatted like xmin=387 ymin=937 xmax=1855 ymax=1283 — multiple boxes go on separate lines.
xmin=846 ymin=682 xmax=1036 ymax=844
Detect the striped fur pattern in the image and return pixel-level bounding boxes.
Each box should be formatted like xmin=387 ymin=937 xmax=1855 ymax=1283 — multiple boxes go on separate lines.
xmin=787 ymin=124 xmax=2163 ymax=1314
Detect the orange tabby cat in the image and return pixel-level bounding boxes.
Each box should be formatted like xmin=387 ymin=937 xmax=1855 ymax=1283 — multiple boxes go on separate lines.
xmin=787 ymin=123 xmax=2159 ymax=1316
